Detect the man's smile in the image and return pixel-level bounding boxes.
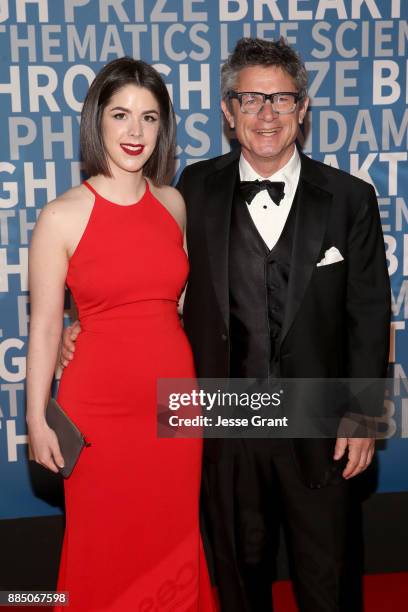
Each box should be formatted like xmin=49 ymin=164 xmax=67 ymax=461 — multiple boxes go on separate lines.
xmin=255 ymin=128 xmax=281 ymax=135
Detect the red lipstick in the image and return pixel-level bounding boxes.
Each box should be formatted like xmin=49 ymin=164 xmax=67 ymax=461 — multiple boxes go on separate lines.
xmin=120 ymin=144 xmax=145 ymax=156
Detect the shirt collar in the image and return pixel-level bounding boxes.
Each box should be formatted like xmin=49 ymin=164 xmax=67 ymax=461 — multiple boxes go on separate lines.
xmin=239 ymin=147 xmax=301 ymax=201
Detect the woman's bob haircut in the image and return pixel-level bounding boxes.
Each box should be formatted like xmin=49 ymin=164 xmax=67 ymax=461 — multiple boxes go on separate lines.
xmin=80 ymin=57 xmax=176 ymax=185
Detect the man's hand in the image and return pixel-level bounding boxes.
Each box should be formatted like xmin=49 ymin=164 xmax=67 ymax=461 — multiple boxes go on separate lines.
xmin=334 ymin=437 xmax=375 ymax=479
xmin=60 ymin=320 xmax=81 ymax=367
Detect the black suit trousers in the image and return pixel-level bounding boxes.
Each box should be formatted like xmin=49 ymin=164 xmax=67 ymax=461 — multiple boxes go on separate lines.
xmin=201 ymin=438 xmax=352 ymax=612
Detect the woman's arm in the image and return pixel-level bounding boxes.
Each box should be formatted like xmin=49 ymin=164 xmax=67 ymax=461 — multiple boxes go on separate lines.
xmin=26 ymin=202 xmax=69 ymax=473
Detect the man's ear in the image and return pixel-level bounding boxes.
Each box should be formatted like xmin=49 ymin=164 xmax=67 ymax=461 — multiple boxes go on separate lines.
xmin=221 ymin=99 xmax=235 ymax=129
xmin=298 ymin=96 xmax=309 ymax=125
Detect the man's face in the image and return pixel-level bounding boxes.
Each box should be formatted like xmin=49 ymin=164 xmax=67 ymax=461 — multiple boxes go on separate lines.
xmin=221 ymin=65 xmax=309 ymax=176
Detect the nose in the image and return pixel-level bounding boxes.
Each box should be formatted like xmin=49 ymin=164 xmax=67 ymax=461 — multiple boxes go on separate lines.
xmin=128 ymin=116 xmax=143 ymax=137
xmin=257 ymin=99 xmax=278 ymax=121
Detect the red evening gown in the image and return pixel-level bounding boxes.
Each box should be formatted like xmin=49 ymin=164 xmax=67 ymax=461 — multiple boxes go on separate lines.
xmin=55 ymin=181 xmax=216 ymax=611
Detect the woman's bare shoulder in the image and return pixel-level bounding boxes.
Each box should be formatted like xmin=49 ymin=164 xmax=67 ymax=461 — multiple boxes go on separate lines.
xmin=152 ymin=183 xmax=184 ymax=202
xmin=46 ymin=184 xmax=92 ymax=212
xmin=39 ymin=185 xmax=93 ymax=225
xmin=150 ymin=183 xmax=186 ymax=231
xmin=150 ymin=182 xmax=185 ymax=214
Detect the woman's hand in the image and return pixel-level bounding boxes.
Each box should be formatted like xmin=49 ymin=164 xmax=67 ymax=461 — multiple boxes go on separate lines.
xmin=28 ymin=421 xmax=65 ymax=474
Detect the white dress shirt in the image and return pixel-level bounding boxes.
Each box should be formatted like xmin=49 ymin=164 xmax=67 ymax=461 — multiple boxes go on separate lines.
xmin=239 ymin=147 xmax=301 ymax=250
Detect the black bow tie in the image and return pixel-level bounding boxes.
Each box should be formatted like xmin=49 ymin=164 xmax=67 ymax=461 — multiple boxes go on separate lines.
xmin=240 ymin=180 xmax=285 ymax=205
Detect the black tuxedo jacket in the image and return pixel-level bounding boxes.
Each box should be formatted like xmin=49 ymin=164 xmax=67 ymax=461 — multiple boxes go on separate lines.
xmin=177 ymin=149 xmax=390 ymax=486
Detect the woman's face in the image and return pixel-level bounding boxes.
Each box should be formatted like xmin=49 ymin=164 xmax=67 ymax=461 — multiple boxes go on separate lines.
xmin=101 ymin=84 xmax=160 ymax=177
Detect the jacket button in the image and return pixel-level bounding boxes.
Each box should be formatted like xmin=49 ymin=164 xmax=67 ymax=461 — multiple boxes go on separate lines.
xmin=221 ymin=333 xmax=228 ymax=341
xmin=310 ymin=482 xmax=322 ymax=489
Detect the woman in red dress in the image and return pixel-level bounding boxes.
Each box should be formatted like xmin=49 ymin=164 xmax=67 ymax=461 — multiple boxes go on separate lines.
xmin=26 ymin=58 xmax=215 ymax=611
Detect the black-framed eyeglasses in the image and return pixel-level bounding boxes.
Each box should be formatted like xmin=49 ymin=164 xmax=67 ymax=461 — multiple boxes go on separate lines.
xmin=228 ymin=91 xmax=302 ymax=115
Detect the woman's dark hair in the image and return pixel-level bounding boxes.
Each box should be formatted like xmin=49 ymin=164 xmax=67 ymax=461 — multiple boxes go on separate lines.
xmin=80 ymin=57 xmax=176 ymax=185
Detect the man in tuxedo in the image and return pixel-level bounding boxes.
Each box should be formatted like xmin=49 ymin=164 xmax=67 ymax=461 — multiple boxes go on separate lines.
xmin=62 ymin=38 xmax=390 ymax=611
xmin=176 ymin=38 xmax=390 ymax=611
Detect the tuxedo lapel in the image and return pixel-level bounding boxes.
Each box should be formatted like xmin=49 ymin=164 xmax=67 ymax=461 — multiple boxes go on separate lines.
xmin=204 ymin=151 xmax=240 ymax=330
xmin=280 ymin=155 xmax=333 ymax=345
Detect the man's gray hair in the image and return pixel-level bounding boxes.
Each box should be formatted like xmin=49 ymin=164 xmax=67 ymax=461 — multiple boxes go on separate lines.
xmin=221 ymin=37 xmax=308 ymax=107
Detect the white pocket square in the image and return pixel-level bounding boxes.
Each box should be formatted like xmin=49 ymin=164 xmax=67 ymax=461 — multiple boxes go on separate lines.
xmin=316 ymin=246 xmax=344 ymax=267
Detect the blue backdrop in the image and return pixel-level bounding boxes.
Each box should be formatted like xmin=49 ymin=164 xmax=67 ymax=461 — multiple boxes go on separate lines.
xmin=0 ymin=0 xmax=407 ymax=519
